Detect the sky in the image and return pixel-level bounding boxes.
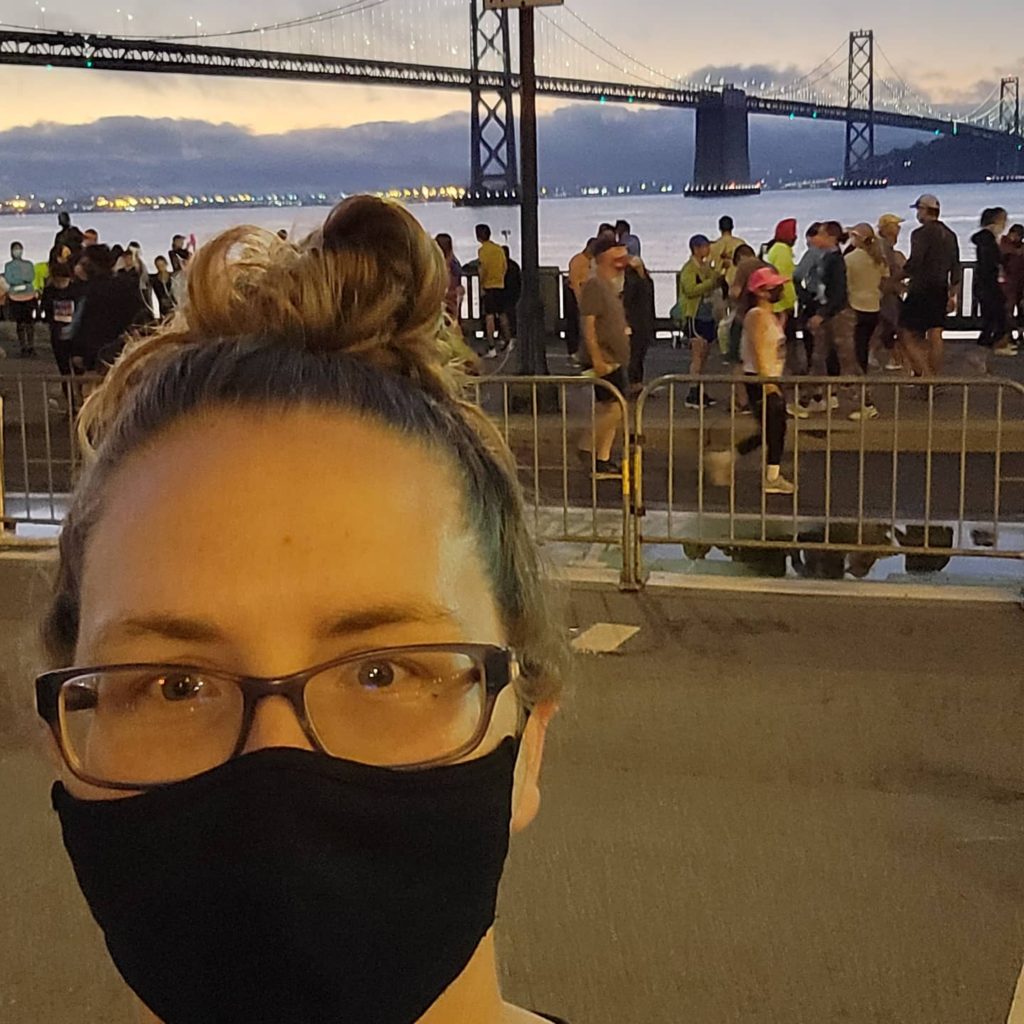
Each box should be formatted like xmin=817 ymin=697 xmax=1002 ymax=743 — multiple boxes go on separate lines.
xmin=0 ymin=0 xmax=1019 ymax=135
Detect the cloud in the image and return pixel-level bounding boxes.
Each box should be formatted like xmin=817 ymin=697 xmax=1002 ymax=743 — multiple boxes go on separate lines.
xmin=0 ymin=105 xmax=936 ymax=196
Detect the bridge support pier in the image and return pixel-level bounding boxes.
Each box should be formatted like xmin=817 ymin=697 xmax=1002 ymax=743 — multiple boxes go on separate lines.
xmin=693 ymin=87 xmax=752 ymax=189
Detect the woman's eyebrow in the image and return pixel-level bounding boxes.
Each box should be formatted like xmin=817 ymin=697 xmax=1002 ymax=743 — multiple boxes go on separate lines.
xmin=93 ymin=603 xmax=458 ymax=648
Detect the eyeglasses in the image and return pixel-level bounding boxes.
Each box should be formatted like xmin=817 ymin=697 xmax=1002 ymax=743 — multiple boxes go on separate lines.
xmin=36 ymin=644 xmax=519 ymax=790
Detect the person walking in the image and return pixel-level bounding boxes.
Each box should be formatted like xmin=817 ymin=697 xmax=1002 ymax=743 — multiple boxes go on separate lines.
xmin=678 ymin=233 xmax=723 ymax=409
xmin=577 ymin=235 xmax=631 ymax=475
xmin=900 ymin=194 xmax=961 ymax=377
xmin=805 ymin=222 xmax=877 ymax=421
xmin=475 ymin=224 xmax=511 ymax=359
xmin=764 ymin=219 xmax=802 ymax=374
xmin=565 ymin=238 xmax=596 ymax=364
xmin=972 ymin=207 xmax=1015 ymax=356
xmin=793 ymin=221 xmax=826 ymax=376
xmin=845 ymin=223 xmax=889 ymax=372
xmin=705 ymin=267 xmax=796 ymax=495
xmin=876 ymin=214 xmax=908 ymax=371
xmin=623 ymin=255 xmax=656 ymax=394
xmin=4 ymin=240 xmax=38 ymax=355
xmin=34 ymin=194 xmax=567 ymax=1024
xmin=1001 ymin=223 xmax=1024 ymax=346
xmin=40 ymin=261 xmax=83 ymax=409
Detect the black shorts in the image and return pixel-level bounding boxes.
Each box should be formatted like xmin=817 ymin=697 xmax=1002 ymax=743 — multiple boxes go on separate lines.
xmin=900 ymin=287 xmax=948 ymax=333
xmin=595 ymin=365 xmax=629 ymax=403
xmin=483 ymin=288 xmax=507 ymax=316
xmin=684 ymin=317 xmax=716 ymax=344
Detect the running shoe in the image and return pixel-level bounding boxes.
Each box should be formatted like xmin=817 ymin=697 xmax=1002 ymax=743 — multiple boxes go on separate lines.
xmin=764 ymin=473 xmax=796 ymax=495
xmin=685 ymin=391 xmax=717 ymax=410
xmin=848 ymin=404 xmax=880 ymax=422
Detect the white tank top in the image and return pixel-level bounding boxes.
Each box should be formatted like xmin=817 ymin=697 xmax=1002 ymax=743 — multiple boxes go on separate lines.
xmin=741 ymin=308 xmax=786 ymax=377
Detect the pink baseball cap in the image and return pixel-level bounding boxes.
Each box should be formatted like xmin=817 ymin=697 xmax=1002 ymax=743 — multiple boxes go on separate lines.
xmin=747 ymin=267 xmax=789 ymax=293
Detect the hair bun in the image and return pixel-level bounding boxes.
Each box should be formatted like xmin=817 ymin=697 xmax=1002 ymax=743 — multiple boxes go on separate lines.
xmin=79 ymin=196 xmax=460 ymax=449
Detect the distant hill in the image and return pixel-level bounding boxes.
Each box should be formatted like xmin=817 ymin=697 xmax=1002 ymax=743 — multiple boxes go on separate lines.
xmin=0 ymin=105 xmax=982 ymax=196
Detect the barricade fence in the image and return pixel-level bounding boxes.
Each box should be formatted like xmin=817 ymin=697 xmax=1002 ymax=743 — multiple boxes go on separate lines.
xmin=4 ymin=371 xmax=1024 ymax=589
xmin=457 ymin=262 xmax=993 ymax=341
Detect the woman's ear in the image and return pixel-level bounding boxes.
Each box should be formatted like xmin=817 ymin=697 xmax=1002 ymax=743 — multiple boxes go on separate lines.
xmin=511 ymin=700 xmax=557 ymax=835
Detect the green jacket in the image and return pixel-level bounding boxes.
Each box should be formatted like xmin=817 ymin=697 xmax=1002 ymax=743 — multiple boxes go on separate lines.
xmin=678 ymin=258 xmax=719 ymax=320
xmin=765 ymin=241 xmax=797 ymax=312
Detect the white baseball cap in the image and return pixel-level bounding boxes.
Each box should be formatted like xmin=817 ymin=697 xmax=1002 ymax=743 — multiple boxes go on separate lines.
xmin=911 ymin=194 xmax=941 ymax=212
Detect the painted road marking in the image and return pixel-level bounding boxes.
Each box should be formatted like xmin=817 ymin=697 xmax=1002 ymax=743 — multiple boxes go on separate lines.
xmin=571 ymin=623 xmax=640 ymax=654
xmin=1008 ymin=961 xmax=1024 ymax=1024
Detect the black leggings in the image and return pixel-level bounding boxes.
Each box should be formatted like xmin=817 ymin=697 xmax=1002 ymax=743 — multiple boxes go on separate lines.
xmin=977 ymin=293 xmax=1008 ymax=347
xmin=854 ymin=311 xmax=880 ymax=371
xmin=738 ymin=383 xmax=787 ymax=467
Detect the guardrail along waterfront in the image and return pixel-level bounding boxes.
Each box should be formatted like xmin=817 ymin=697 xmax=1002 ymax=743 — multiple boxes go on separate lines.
xmin=455 ymin=262 xmax=995 ymax=341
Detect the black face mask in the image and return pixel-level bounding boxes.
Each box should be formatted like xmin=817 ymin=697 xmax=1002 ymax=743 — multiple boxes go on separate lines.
xmin=52 ymin=739 xmax=517 ymax=1024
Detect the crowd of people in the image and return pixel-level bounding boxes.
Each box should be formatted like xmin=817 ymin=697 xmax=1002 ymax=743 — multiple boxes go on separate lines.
xmin=4 ymin=199 xmax=1024 ymax=492
xmin=0 ymin=212 xmax=195 ymax=383
xmin=557 ymin=197 xmax=1024 ymax=492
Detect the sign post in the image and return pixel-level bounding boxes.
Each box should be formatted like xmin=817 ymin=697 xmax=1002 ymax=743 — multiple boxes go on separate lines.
xmin=485 ymin=0 xmax=562 ymax=405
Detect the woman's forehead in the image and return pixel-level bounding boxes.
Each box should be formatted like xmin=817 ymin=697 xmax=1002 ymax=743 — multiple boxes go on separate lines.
xmin=79 ymin=408 xmax=496 ymax=647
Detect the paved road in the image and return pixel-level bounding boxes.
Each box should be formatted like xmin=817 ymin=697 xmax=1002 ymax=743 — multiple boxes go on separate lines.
xmin=2 ymin=553 xmax=1022 ymax=1023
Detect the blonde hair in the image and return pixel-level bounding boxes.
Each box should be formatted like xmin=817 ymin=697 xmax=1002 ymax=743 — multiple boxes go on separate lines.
xmin=46 ymin=196 xmax=567 ymax=704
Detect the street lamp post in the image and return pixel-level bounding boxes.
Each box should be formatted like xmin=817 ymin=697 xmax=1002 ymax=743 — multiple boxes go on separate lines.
xmin=517 ymin=3 xmax=544 ymax=378
xmin=485 ymin=0 xmax=562 ymax=408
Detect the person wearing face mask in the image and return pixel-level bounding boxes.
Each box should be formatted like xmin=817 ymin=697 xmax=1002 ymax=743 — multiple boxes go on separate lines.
xmin=4 ymin=240 xmax=38 ymax=355
xmin=972 ymin=207 xmax=1015 ymax=357
xmin=705 ymin=267 xmax=796 ymax=495
xmin=36 ymin=196 xmax=569 ymax=1024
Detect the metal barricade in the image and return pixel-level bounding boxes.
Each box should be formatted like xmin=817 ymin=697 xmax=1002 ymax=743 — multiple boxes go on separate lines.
xmin=6 ymin=366 xmax=1024 ymax=591
xmin=0 ymin=373 xmax=83 ymax=530
xmin=632 ymin=373 xmax=1024 ymax=581
xmin=468 ymin=374 xmax=637 ymax=588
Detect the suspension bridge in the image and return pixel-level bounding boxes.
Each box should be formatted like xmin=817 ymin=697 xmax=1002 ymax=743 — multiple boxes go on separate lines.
xmin=0 ymin=0 xmax=1021 ymax=201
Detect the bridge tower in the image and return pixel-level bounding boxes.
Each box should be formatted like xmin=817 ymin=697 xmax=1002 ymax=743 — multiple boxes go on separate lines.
xmin=465 ymin=0 xmax=519 ymax=206
xmin=842 ymin=29 xmax=876 ymax=183
xmin=997 ymin=76 xmax=1022 ymax=176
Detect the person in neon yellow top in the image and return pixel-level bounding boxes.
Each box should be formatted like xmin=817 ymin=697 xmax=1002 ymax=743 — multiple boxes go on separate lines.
xmin=475 ymin=224 xmax=510 ymax=357
xmin=764 ymin=218 xmax=804 ymax=377
xmin=708 ymin=215 xmax=748 ymax=288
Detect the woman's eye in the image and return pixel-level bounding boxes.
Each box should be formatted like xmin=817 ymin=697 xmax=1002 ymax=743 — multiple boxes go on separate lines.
xmin=158 ymin=674 xmax=205 ymax=702
xmin=356 ymin=661 xmax=397 ymax=690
